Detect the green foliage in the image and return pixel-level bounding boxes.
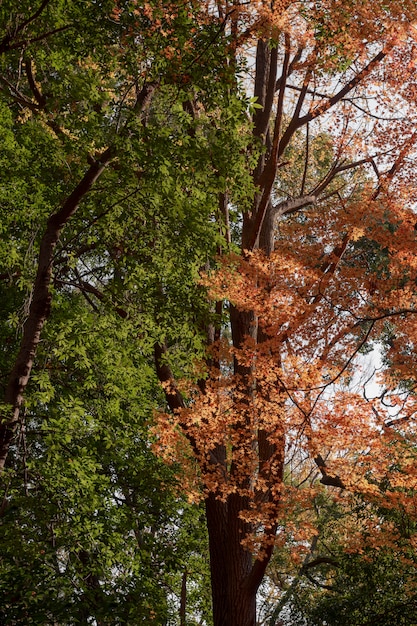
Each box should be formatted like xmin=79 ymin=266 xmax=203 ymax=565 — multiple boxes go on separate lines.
xmin=6 ymin=2 xmax=415 ymax=625
xmin=263 ymin=490 xmax=417 ymax=626
xmin=1 ymin=292 xmax=211 ymax=624
xmin=287 ymin=546 xmax=417 ymax=626
xmin=0 ymin=0 xmax=253 ymax=623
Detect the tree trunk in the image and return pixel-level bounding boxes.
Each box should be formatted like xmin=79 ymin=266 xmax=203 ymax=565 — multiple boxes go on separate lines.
xmin=0 ymin=150 xmax=113 ymax=471
xmin=0 ymin=82 xmax=156 ymax=472
xmin=206 ymin=493 xmax=259 ymax=626
xmin=180 ymin=570 xmax=187 ymax=626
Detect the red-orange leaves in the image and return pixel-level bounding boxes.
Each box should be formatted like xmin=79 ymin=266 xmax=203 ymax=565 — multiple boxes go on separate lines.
xmin=167 ymin=215 xmax=417 ymax=543
xmin=150 ymin=0 xmax=417 ymax=588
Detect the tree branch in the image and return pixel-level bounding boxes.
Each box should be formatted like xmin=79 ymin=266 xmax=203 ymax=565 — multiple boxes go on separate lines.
xmin=248 ymin=35 xmax=291 ymax=251
xmin=0 ymin=25 xmax=72 ymax=54
xmin=314 ymin=454 xmax=345 ymax=488
xmin=154 ymin=343 xmax=185 ymax=414
xmin=274 ymin=194 xmax=317 ymax=218
xmin=0 ymin=151 xmax=114 ymax=472
xmin=299 ymin=49 xmax=387 ymax=126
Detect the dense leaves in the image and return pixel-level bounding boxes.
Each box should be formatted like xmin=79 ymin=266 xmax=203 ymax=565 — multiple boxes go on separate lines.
xmin=266 ymin=493 xmax=417 ymax=626
xmin=3 ymin=1 xmax=417 ymax=625
xmin=0 ymin=1 xmax=243 ymax=623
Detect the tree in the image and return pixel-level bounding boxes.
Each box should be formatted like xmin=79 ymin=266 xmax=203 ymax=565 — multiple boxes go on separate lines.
xmin=0 ymin=1 xmax=242 ymax=622
xmin=3 ymin=2 xmax=417 ymax=625
xmin=0 ymin=0 xmax=250 ymax=471
xmin=0 ymin=291 xmax=214 ymax=624
xmin=153 ymin=3 xmax=417 ymax=625
xmin=263 ymin=488 xmax=417 ymax=626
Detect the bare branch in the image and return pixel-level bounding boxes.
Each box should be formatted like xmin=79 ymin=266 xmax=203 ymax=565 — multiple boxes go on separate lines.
xmin=314 ymin=454 xmax=345 ymax=489
xmin=10 ymin=0 xmax=51 ymax=34
xmin=285 ymin=83 xmax=404 ymax=122
xmin=299 ymin=49 xmax=387 ymax=126
xmin=0 ymin=25 xmax=72 ymax=54
xmin=248 ymin=35 xmax=291 ymax=250
xmin=274 ymin=194 xmax=317 ymax=218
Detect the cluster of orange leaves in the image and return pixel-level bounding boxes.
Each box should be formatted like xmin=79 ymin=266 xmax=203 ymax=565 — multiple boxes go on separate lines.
xmin=148 ymin=0 xmax=417 ymax=556
xmin=154 ymin=180 xmax=417 ymax=553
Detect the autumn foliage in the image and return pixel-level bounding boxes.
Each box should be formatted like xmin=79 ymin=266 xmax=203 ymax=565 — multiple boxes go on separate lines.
xmin=152 ymin=1 xmax=417 ymax=623
xmin=3 ymin=0 xmax=417 ymax=624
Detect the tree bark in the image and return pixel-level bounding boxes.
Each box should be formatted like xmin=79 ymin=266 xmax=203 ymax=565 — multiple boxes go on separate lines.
xmin=206 ymin=492 xmax=262 ymax=626
xmin=180 ymin=570 xmax=187 ymax=626
xmin=205 ymin=494 xmax=229 ymax=626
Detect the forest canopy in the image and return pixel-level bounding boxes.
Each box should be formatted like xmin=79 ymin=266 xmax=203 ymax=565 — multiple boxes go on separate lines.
xmin=2 ymin=1 xmax=417 ymax=625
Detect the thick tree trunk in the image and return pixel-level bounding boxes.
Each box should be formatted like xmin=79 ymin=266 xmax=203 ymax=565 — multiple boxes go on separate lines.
xmin=156 ymin=25 xmax=394 ymax=626
xmin=206 ymin=494 xmax=229 ymax=626
xmin=206 ymin=493 xmax=259 ymax=626
xmin=226 ymin=493 xmax=257 ymax=626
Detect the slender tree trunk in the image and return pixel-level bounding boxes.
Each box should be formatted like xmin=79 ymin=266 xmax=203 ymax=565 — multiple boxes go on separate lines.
xmin=0 ymin=82 xmax=156 ymax=472
xmin=180 ymin=570 xmax=187 ymax=626
xmin=0 ymin=150 xmax=113 ymax=471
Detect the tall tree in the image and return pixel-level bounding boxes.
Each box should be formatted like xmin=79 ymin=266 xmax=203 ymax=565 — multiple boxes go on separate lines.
xmin=154 ymin=2 xmax=417 ymax=625
xmin=0 ymin=0 xmax=245 ymax=623
xmin=0 ymin=0 xmax=249 ymax=471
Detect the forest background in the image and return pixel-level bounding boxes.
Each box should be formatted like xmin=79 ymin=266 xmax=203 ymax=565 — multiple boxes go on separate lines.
xmin=2 ymin=1 xmax=417 ymax=625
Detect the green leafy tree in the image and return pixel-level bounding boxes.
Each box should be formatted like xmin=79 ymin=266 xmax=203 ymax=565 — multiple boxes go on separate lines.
xmin=0 ymin=1 xmax=247 ymax=623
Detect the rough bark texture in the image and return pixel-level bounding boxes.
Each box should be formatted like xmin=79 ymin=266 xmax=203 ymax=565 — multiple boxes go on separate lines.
xmin=205 ymin=491 xmax=275 ymax=626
